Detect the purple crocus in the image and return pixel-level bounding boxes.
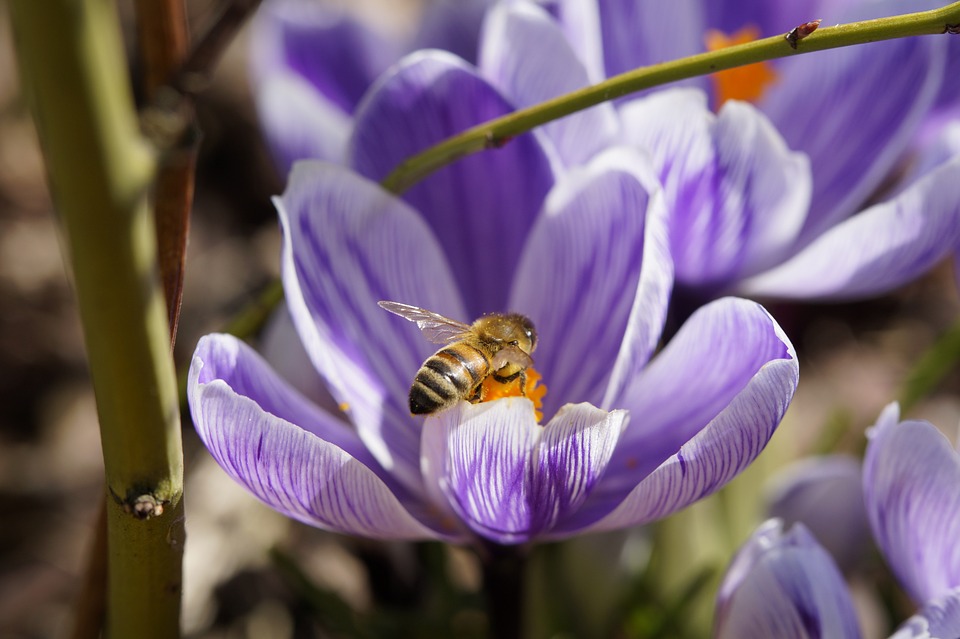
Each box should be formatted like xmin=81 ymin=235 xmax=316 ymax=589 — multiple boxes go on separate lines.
xmin=714 ymin=520 xmax=863 ymax=639
xmin=863 ymin=404 xmax=960 ymax=611
xmin=254 ymin=0 xmax=960 ymax=305
xmin=765 ymin=455 xmax=871 ymax=573
xmin=501 ymin=1 xmax=960 ymax=301
xmin=188 ymin=46 xmax=799 ymax=544
xmin=249 ymin=0 xmax=491 ymax=172
xmin=714 ymin=404 xmax=960 ymax=638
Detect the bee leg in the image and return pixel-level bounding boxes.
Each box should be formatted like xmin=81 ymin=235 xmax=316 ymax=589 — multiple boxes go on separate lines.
xmin=517 ymin=370 xmax=527 ymax=397
xmin=468 ymin=384 xmax=483 ymax=404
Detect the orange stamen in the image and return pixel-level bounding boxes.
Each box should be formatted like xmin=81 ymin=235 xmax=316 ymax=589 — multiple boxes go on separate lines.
xmin=476 ymin=367 xmax=548 ymax=422
xmin=705 ymin=26 xmax=779 ymax=109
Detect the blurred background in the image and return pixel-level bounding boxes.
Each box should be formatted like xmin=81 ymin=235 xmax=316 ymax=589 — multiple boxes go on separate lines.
xmin=0 ymin=1 xmax=958 ymax=637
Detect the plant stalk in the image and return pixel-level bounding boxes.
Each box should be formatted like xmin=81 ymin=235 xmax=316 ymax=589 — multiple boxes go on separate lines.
xmin=10 ymin=1 xmax=185 ymax=637
xmin=482 ymin=545 xmax=526 ymax=639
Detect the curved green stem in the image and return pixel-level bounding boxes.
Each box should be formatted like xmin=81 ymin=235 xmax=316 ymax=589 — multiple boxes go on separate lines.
xmin=10 ymin=1 xmax=184 ymax=637
xmin=382 ymin=1 xmax=960 ymax=194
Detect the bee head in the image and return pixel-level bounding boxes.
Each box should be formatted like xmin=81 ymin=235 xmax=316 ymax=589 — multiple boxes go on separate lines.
xmin=476 ymin=313 xmax=538 ymax=354
xmin=501 ymin=313 xmax=537 ymax=354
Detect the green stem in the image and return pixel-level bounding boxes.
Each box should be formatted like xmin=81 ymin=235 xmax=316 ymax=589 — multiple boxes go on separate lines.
xmin=382 ymin=1 xmax=960 ymax=193
xmin=10 ymin=1 xmax=184 ymax=638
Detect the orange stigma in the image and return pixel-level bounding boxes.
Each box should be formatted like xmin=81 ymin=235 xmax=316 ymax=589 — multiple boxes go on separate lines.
xmin=705 ymin=26 xmax=779 ymax=109
xmin=476 ymin=367 xmax=548 ymax=422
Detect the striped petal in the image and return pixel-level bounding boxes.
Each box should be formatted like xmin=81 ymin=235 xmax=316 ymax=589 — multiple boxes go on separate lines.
xmin=621 ymin=88 xmax=810 ymax=291
xmin=509 ymin=147 xmax=672 ymax=418
xmin=560 ymin=297 xmax=797 ymax=533
xmin=891 ymin=587 xmax=960 ymax=639
xmin=714 ymin=520 xmax=862 ymax=639
xmin=863 ymin=403 xmax=960 ymax=604
xmin=348 ymin=51 xmax=555 ymax=317
xmin=479 ymin=2 xmax=619 ymax=166
xmin=278 ymin=161 xmax=466 ymax=491
xmin=762 ymin=33 xmax=945 ymax=239
xmin=188 ymin=334 xmax=450 ymax=540
xmin=422 ymin=399 xmax=625 ymax=544
xmin=740 ymin=156 xmax=960 ymax=301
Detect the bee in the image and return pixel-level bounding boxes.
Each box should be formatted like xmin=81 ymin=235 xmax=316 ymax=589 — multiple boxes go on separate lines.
xmin=378 ymin=301 xmax=538 ymax=415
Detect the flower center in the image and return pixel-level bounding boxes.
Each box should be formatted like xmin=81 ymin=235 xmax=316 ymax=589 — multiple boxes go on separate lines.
xmin=475 ymin=367 xmax=548 ymax=421
xmin=705 ymin=26 xmax=779 ymax=110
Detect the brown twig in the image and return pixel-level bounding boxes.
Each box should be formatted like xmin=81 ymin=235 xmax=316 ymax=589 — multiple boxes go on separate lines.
xmin=171 ymin=0 xmax=263 ymax=98
xmin=137 ymin=0 xmax=195 ymax=347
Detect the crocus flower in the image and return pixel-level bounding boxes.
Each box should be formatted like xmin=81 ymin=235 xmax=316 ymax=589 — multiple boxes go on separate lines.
xmin=188 ymin=47 xmax=799 ymax=544
xmin=714 ymin=520 xmax=862 ymax=639
xmin=714 ymin=404 xmax=960 ymax=638
xmin=503 ymin=1 xmax=960 ymax=301
xmin=863 ymin=403 xmax=960 ymax=611
xmin=765 ymin=455 xmax=871 ymax=573
xmin=250 ymin=0 xmax=491 ymax=172
xmin=252 ymin=0 xmax=960 ymax=305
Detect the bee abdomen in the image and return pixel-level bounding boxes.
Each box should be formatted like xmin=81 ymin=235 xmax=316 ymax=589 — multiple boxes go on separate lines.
xmin=409 ymin=346 xmax=488 ymax=415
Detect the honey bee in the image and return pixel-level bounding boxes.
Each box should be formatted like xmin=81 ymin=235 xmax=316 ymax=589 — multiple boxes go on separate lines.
xmin=378 ymin=301 xmax=538 ymax=415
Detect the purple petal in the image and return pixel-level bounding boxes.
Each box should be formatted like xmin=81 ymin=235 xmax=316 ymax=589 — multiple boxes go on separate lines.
xmin=863 ymin=403 xmax=960 ymax=604
xmin=549 ymin=0 xmax=709 ymax=91
xmin=761 ymin=33 xmax=945 ymax=239
xmin=740 ymin=156 xmax=960 ymax=301
xmin=259 ymin=303 xmax=337 ymax=413
xmin=904 ymin=119 xmax=960 ymax=190
xmin=254 ymin=72 xmax=351 ymax=172
xmin=508 ymin=148 xmax=671 ymax=418
xmin=422 ymin=399 xmax=625 ymax=544
xmin=545 ymin=0 xmax=605 ymax=82
xmin=348 ymin=51 xmax=555 ymax=316
xmin=714 ymin=520 xmax=862 ymax=639
xmin=249 ymin=0 xmax=400 ymax=114
xmin=765 ymin=455 xmax=871 ymax=573
xmin=891 ymin=587 xmax=960 ymax=639
xmin=934 ymin=36 xmax=960 ymax=110
xmin=479 ymin=2 xmax=619 ymax=166
xmin=562 ymin=297 xmax=797 ymax=533
xmin=413 ymin=0 xmax=491 ymax=63
xmin=596 ymin=0 xmax=706 ymax=79
xmin=621 ymin=89 xmax=810 ymax=290
xmin=704 ymin=0 xmax=826 ymax=38
xmin=188 ymin=334 xmax=449 ymax=540
xmin=278 ymin=161 xmax=467 ymax=491
xmin=532 ymin=404 xmax=626 ymax=536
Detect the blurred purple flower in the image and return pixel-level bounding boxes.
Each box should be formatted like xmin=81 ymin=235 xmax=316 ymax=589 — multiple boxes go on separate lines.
xmin=863 ymin=404 xmax=960 ymax=607
xmin=714 ymin=520 xmax=862 ymax=639
xmin=715 ymin=404 xmax=960 ymax=638
xmin=765 ymin=455 xmax=871 ymax=573
xmin=188 ymin=50 xmax=799 ymax=544
xmin=249 ymin=0 xmax=491 ymax=172
xmin=523 ymin=0 xmax=960 ymax=301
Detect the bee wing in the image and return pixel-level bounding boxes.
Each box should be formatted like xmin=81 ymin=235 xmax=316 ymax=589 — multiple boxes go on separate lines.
xmin=378 ymin=301 xmax=473 ymax=344
xmin=491 ymin=344 xmax=534 ymax=371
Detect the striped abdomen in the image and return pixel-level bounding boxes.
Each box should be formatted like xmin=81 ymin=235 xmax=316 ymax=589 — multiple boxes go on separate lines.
xmin=409 ymin=343 xmax=490 ymax=415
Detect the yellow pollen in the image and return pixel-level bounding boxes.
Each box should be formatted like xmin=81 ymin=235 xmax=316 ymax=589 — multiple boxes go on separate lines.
xmin=475 ymin=367 xmax=548 ymax=422
xmin=338 ymin=402 xmax=350 ymax=412
xmin=705 ymin=26 xmax=779 ymax=109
